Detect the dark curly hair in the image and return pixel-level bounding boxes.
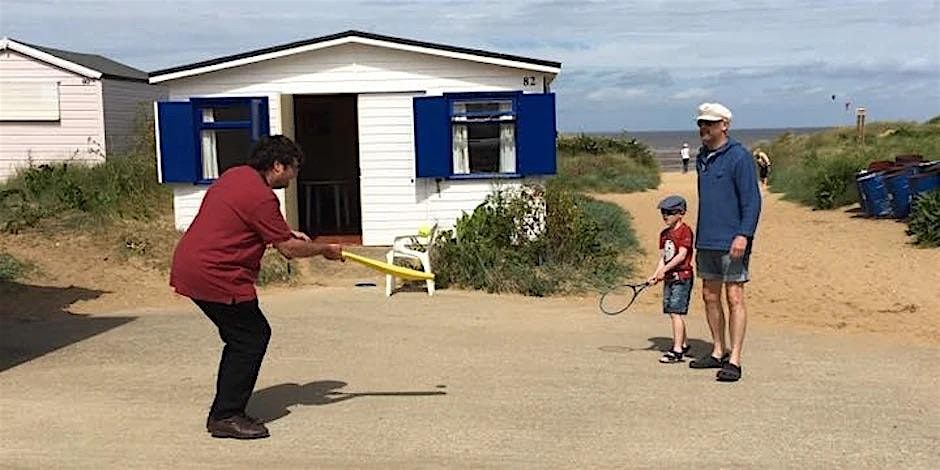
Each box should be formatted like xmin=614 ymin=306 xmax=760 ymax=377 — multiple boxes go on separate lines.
xmin=246 ymin=135 xmax=305 ymax=171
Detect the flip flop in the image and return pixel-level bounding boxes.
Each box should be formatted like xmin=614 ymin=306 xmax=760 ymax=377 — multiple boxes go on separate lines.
xmin=716 ymin=363 xmax=742 ymax=382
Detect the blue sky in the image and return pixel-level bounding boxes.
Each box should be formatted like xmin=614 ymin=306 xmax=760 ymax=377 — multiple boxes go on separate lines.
xmin=2 ymin=0 xmax=938 ymax=131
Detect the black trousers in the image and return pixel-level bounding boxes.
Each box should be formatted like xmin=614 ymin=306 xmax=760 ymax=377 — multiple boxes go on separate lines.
xmin=193 ymin=298 xmax=271 ymax=420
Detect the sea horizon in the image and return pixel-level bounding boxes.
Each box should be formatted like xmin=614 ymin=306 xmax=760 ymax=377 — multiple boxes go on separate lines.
xmin=562 ymin=126 xmax=833 ymax=153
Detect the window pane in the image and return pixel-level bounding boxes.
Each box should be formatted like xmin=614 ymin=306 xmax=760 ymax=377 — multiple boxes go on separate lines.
xmin=201 ymin=104 xmax=250 ymax=122
xmin=453 ymin=99 xmax=513 ymax=118
xmin=201 ymin=129 xmax=252 ymax=178
xmin=467 ymin=122 xmax=500 ymax=173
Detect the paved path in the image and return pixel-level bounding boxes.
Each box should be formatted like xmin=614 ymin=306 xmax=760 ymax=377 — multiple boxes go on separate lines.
xmin=2 ymin=287 xmax=938 ymax=468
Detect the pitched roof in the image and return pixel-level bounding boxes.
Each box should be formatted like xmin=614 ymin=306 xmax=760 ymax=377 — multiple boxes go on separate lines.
xmin=150 ymin=30 xmax=561 ymax=83
xmin=0 ymin=37 xmax=149 ymax=82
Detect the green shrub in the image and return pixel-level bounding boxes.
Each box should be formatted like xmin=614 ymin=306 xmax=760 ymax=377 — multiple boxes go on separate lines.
xmin=812 ymin=156 xmax=870 ymax=209
xmin=0 ymin=152 xmax=171 ymax=232
xmin=766 ymin=119 xmax=940 ymax=209
xmin=257 ymin=249 xmax=297 ymax=286
xmin=0 ymin=252 xmax=30 ymax=282
xmin=554 ymin=134 xmax=660 ymax=193
xmin=0 ymin=109 xmax=168 ymax=232
xmin=553 ymin=153 xmax=661 ymax=193
xmin=432 ymin=184 xmax=638 ymax=296
xmin=906 ymin=191 xmax=940 ymax=247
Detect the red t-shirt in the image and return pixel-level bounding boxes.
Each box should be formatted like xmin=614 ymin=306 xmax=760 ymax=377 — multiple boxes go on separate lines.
xmin=170 ymin=166 xmax=293 ymax=303
xmin=659 ymin=222 xmax=694 ymax=281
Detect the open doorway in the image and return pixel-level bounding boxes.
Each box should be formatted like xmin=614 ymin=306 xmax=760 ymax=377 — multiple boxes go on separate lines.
xmin=293 ymin=94 xmax=361 ymax=241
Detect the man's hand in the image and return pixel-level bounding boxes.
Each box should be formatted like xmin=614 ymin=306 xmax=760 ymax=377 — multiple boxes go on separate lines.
xmin=291 ymin=230 xmax=311 ymax=241
xmin=322 ymin=244 xmax=344 ymax=261
xmin=729 ymin=235 xmax=748 ymax=259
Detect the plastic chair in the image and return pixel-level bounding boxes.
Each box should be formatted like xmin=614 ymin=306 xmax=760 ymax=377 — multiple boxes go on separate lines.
xmin=385 ymin=224 xmax=438 ymax=296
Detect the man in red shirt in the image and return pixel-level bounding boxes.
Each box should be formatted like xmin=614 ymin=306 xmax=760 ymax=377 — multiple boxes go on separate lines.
xmin=171 ymin=135 xmax=343 ymax=439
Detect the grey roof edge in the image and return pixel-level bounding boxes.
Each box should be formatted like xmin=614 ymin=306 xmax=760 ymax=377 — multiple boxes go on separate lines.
xmin=3 ymin=37 xmax=150 ymax=82
xmin=149 ymin=30 xmax=562 ymax=78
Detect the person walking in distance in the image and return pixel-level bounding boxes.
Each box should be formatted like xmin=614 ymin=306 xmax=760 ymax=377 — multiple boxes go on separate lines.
xmin=688 ymin=103 xmax=762 ymax=382
xmin=680 ymin=142 xmax=691 ymax=173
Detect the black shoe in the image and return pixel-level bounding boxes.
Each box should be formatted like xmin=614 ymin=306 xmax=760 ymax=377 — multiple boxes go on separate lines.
xmin=689 ymin=353 xmax=729 ymax=369
xmin=207 ymin=415 xmax=270 ymax=439
xmin=206 ymin=413 xmax=262 ymax=431
xmin=716 ymin=362 xmax=743 ymax=382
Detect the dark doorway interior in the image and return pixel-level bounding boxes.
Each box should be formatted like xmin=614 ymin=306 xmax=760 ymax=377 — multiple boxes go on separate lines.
xmin=293 ymin=95 xmax=361 ymax=237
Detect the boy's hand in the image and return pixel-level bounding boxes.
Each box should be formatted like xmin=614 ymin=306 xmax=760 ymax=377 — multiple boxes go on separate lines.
xmin=648 ymin=269 xmax=665 ymax=285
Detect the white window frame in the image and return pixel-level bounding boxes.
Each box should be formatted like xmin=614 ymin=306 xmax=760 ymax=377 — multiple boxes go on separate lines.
xmin=451 ymin=99 xmax=517 ymax=175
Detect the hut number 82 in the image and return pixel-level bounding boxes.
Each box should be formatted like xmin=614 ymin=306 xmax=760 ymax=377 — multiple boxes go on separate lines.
xmin=523 ymin=76 xmax=537 ymax=86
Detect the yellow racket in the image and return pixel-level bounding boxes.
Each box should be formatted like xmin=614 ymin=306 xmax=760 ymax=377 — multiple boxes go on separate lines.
xmin=341 ymin=251 xmax=434 ymax=281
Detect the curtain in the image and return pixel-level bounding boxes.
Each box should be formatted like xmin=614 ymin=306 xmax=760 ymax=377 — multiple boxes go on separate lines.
xmin=452 ymin=103 xmax=469 ymax=174
xmin=498 ymin=101 xmax=516 ymax=173
xmin=200 ymin=109 xmax=219 ymax=179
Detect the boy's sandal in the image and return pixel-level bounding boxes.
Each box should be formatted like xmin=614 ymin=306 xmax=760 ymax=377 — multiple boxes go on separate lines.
xmin=662 ymin=345 xmax=690 ymax=355
xmin=659 ymin=350 xmax=684 ymax=364
xmin=688 ymin=353 xmax=728 ymax=369
xmin=716 ymin=363 xmax=742 ymax=382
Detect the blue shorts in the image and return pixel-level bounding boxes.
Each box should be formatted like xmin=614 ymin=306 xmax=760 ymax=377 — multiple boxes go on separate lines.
xmin=663 ymin=278 xmax=693 ymax=314
xmin=696 ymin=249 xmax=751 ymax=283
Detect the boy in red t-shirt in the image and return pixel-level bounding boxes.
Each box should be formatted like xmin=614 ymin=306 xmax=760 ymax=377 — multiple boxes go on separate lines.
xmin=647 ymin=195 xmax=695 ymax=364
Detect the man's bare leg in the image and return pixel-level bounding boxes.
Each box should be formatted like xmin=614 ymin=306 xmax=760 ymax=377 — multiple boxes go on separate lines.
xmin=725 ymin=282 xmax=747 ymax=365
xmin=702 ymin=279 xmax=726 ymax=358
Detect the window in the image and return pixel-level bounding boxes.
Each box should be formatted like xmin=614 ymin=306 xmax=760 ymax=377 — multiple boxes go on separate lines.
xmin=155 ymin=97 xmax=269 ymax=184
xmin=451 ymin=100 xmax=516 ymax=175
xmin=192 ymin=98 xmax=268 ymax=181
xmin=413 ymin=92 xmax=556 ymax=179
xmin=0 ymin=82 xmax=60 ymax=121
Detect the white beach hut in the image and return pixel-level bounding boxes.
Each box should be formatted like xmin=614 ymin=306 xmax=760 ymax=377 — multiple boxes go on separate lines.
xmin=150 ymin=31 xmax=561 ymax=245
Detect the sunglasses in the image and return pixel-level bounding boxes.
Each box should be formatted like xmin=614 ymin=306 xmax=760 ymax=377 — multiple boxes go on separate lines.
xmin=661 ymin=209 xmax=683 ymax=216
xmin=697 ymin=119 xmax=723 ymax=127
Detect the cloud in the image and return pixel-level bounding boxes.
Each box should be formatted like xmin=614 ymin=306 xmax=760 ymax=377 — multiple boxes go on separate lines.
xmin=1 ymin=0 xmax=936 ymax=129
xmin=585 ymin=87 xmax=648 ymax=101
xmin=671 ymin=88 xmax=713 ymax=101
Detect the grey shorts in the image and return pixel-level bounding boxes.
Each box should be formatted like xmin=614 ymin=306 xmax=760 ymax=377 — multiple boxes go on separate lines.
xmin=663 ymin=278 xmax=693 ymax=314
xmin=696 ymin=249 xmax=751 ymax=283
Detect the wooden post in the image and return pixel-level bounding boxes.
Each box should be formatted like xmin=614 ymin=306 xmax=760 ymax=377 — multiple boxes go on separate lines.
xmin=856 ymin=107 xmax=866 ymax=145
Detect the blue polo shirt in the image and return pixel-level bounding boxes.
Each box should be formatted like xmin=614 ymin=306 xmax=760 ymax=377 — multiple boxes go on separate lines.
xmin=695 ymin=138 xmax=762 ymax=251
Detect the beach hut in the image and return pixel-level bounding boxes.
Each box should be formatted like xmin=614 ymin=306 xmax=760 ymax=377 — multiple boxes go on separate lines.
xmin=150 ymin=31 xmax=561 ymax=245
xmin=0 ymin=37 xmax=166 ymax=182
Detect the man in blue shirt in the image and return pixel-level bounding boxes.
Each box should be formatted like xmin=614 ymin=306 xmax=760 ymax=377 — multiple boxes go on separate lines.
xmin=688 ymin=103 xmax=761 ymax=382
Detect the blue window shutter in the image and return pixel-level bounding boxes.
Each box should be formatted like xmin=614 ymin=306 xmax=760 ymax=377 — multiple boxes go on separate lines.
xmin=516 ymin=93 xmax=557 ymax=175
xmin=156 ymin=101 xmax=197 ymax=183
xmin=413 ymin=95 xmax=450 ymax=178
xmin=250 ymin=98 xmax=270 ymax=140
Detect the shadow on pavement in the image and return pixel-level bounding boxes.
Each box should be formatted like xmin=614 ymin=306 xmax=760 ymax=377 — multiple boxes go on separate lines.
xmin=645 ymin=336 xmax=713 ymax=356
xmin=598 ymin=336 xmax=712 ymax=356
xmin=0 ymin=281 xmax=135 ymax=372
xmin=247 ymin=380 xmax=447 ymax=423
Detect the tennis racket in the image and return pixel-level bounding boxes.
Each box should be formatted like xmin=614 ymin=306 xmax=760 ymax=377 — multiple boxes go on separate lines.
xmin=599 ymin=281 xmax=651 ymax=315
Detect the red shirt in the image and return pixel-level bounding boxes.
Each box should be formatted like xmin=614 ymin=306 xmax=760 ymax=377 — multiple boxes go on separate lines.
xmin=659 ymin=222 xmax=694 ymax=281
xmin=170 ymin=166 xmax=293 ymax=303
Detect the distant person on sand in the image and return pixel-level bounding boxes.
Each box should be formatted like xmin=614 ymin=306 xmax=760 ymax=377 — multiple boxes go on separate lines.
xmin=690 ymin=102 xmax=762 ymax=382
xmin=753 ymin=147 xmax=771 ymax=186
xmin=680 ymin=142 xmax=691 ymax=173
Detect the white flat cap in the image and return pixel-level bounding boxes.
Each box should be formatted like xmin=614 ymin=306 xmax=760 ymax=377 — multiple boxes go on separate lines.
xmin=696 ymin=102 xmax=732 ymax=123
